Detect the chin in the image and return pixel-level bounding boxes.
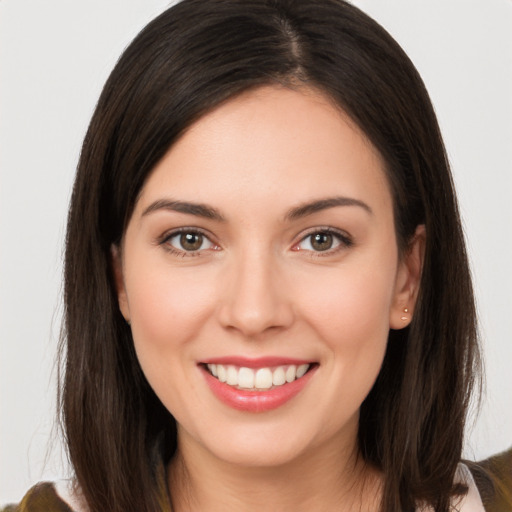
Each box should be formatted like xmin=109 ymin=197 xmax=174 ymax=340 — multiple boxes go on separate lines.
xmin=189 ymin=416 xmax=341 ymax=469
xmin=210 ymin=437 xmax=312 ymax=468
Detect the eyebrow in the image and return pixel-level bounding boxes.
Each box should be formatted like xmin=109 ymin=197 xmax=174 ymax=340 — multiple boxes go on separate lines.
xmin=141 ymin=199 xmax=226 ymax=221
xmin=285 ymin=196 xmax=373 ymax=220
xmin=141 ymin=195 xmax=372 ymax=223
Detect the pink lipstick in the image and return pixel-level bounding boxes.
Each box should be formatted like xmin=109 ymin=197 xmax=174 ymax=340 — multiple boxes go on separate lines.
xmin=200 ymin=358 xmax=317 ymax=413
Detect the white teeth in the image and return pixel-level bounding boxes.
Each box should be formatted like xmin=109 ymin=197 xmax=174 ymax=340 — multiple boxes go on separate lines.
xmin=238 ymin=367 xmax=255 ymax=388
xmin=296 ymin=364 xmax=309 ymax=378
xmin=272 ymin=366 xmax=286 ymax=386
xmin=217 ymin=364 xmax=227 ymax=383
xmin=206 ymin=363 xmax=311 ymax=390
xmin=285 ymin=365 xmax=296 ymax=383
xmin=226 ymin=365 xmax=238 ymax=385
xmin=255 ymin=368 xmax=273 ymax=389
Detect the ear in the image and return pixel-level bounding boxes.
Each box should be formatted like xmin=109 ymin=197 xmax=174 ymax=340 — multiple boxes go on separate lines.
xmin=389 ymin=225 xmax=425 ymax=329
xmin=111 ymin=244 xmax=131 ymax=323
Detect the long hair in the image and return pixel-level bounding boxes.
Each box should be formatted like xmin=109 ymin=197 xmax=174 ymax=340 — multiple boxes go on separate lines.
xmin=61 ymin=1 xmax=480 ymax=510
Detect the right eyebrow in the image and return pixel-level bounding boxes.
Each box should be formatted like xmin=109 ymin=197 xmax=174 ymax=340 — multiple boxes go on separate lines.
xmin=285 ymin=196 xmax=373 ymax=221
xmin=141 ymin=199 xmax=226 ymax=222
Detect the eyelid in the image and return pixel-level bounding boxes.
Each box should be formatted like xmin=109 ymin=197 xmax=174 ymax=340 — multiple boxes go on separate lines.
xmin=291 ymin=226 xmax=354 ymax=254
xmin=156 ymin=226 xmax=353 ymax=257
xmin=158 ymin=227 xmax=220 ymax=256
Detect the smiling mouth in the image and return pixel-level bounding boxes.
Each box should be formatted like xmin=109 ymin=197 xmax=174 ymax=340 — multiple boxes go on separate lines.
xmin=203 ymin=363 xmax=314 ymax=391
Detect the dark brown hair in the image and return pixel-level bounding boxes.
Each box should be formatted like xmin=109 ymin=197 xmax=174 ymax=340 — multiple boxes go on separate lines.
xmin=61 ymin=1 xmax=480 ymax=511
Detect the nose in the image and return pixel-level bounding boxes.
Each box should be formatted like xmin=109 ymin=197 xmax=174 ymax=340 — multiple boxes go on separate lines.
xmin=217 ymin=250 xmax=294 ymax=338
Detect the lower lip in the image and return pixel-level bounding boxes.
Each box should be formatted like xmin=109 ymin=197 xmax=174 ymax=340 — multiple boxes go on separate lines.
xmin=201 ymin=365 xmax=317 ymax=413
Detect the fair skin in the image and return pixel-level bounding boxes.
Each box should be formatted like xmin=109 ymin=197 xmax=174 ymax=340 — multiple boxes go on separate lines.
xmin=113 ymin=85 xmax=424 ymax=511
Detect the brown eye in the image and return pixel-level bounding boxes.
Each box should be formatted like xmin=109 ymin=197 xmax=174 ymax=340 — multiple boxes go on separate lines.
xmin=294 ymin=229 xmax=352 ymax=254
xmin=164 ymin=230 xmax=216 ymax=254
xmin=180 ymin=232 xmax=204 ymax=251
xmin=310 ymin=232 xmax=333 ymax=251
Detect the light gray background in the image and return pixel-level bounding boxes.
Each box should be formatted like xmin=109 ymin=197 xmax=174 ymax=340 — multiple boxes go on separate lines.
xmin=1 ymin=0 xmax=511 ymax=504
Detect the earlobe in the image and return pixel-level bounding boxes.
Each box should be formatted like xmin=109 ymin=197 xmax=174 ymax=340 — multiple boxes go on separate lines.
xmin=389 ymin=225 xmax=426 ymax=329
xmin=110 ymin=244 xmax=131 ymax=323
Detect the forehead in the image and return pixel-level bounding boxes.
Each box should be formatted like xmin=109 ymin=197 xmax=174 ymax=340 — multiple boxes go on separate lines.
xmin=136 ymin=85 xmax=392 ymax=219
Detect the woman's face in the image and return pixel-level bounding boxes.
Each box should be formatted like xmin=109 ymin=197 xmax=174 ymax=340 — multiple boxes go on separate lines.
xmin=114 ymin=86 xmax=422 ymax=468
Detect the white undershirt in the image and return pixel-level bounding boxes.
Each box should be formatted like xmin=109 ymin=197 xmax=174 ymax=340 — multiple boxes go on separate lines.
xmin=451 ymin=464 xmax=486 ymax=512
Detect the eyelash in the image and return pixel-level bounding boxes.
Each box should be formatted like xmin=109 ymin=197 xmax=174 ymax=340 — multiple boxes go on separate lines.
xmin=158 ymin=227 xmax=354 ymax=257
xmin=158 ymin=228 xmax=218 ymax=257
xmin=293 ymin=227 xmax=354 ymax=256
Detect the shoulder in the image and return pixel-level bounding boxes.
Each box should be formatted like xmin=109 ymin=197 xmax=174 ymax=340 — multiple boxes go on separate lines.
xmin=452 ymin=463 xmax=486 ymax=512
xmin=418 ymin=464 xmax=487 ymax=512
xmin=468 ymin=447 xmax=512 ymax=512
xmin=1 ymin=480 xmax=86 ymax=512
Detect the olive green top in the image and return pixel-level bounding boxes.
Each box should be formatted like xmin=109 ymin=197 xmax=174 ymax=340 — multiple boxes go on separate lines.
xmin=2 ymin=482 xmax=73 ymax=512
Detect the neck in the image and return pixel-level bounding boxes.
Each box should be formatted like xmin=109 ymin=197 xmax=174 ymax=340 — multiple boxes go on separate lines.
xmin=167 ymin=430 xmax=382 ymax=512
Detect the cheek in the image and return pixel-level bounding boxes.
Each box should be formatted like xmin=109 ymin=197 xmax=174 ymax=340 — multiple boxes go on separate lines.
xmin=299 ymin=262 xmax=396 ymax=343
xmin=129 ymin=264 xmax=209 ymax=331
xmin=300 ymin=266 xmax=394 ymax=426
xmin=125 ymin=263 xmax=218 ymax=377
xmin=125 ymin=265 xmax=220 ymax=421
xmin=294 ymin=255 xmax=397 ymax=390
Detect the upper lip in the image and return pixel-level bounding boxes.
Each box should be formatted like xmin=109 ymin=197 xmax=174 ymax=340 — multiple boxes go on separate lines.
xmin=200 ymin=356 xmax=315 ymax=368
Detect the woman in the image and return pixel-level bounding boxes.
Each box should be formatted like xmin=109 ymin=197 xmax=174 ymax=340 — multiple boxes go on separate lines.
xmin=3 ymin=0 xmax=501 ymax=510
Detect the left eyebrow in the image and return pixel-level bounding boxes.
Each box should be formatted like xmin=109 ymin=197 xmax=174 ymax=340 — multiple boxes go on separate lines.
xmin=141 ymin=199 xmax=226 ymax=222
xmin=285 ymin=196 xmax=373 ymax=221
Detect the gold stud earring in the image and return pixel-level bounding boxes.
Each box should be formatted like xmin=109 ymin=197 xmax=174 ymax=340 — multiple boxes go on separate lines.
xmin=400 ymin=308 xmax=409 ymax=321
